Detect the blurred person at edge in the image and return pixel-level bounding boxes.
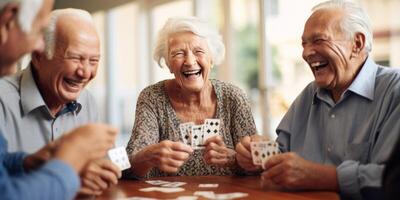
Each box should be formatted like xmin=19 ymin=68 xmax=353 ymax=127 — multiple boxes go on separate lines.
xmin=124 ymin=16 xmax=257 ymax=179
xmin=235 ymin=0 xmax=400 ymax=199
xmin=0 ymin=0 xmax=119 ymax=199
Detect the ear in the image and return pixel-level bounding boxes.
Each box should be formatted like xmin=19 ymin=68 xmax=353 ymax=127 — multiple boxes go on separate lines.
xmin=0 ymin=3 xmax=19 ymax=45
xmin=31 ymin=51 xmax=44 ymax=67
xmin=351 ymin=32 xmax=366 ymax=57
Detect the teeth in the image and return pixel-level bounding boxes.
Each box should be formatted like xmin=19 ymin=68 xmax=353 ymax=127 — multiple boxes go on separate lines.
xmin=182 ymin=69 xmax=201 ymax=75
xmin=311 ymin=62 xmax=321 ymax=68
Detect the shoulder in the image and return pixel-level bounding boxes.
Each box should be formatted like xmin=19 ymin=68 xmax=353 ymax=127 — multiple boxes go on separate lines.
xmin=288 ymin=82 xmax=317 ymax=110
xmin=375 ymin=66 xmax=400 ymax=95
xmin=0 ymin=73 xmax=21 ymax=103
xmin=138 ymin=80 xmax=166 ymax=101
xmin=212 ymin=79 xmax=247 ymax=99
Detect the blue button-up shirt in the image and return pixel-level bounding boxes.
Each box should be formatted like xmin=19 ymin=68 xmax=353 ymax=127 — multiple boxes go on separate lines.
xmin=276 ymin=57 xmax=400 ymax=199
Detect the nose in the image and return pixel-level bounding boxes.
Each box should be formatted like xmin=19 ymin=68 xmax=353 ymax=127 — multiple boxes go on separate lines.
xmin=76 ymin=61 xmax=92 ymax=79
xmin=184 ymin=51 xmax=196 ymax=66
xmin=302 ymin=43 xmax=315 ymax=61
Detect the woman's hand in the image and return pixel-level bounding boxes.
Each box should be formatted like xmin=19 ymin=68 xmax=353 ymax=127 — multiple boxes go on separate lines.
xmin=203 ymin=136 xmax=236 ymax=167
xmin=133 ymin=140 xmax=193 ymax=174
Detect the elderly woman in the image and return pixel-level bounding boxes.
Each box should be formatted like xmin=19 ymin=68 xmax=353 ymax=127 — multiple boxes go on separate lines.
xmin=126 ymin=17 xmax=257 ymax=178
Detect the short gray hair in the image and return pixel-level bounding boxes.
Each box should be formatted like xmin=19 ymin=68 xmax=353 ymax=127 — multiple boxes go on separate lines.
xmin=44 ymin=8 xmax=94 ymax=59
xmin=0 ymin=0 xmax=43 ymax=33
xmin=312 ymin=0 xmax=373 ymax=52
xmin=153 ymin=16 xmax=225 ymax=68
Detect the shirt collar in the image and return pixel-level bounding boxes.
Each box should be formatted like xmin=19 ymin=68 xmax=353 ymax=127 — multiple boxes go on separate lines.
xmin=313 ymin=56 xmax=377 ymax=104
xmin=20 ymin=64 xmax=82 ymax=116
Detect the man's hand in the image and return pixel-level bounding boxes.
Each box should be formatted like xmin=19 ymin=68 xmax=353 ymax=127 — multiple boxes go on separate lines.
xmin=23 ymin=142 xmax=56 ymax=171
xmin=235 ymin=135 xmax=268 ymax=172
xmin=78 ymin=159 xmax=121 ymax=196
xmin=203 ymin=136 xmax=236 ymax=167
xmin=54 ymin=123 xmax=118 ymax=173
xmin=262 ymin=152 xmax=338 ymax=191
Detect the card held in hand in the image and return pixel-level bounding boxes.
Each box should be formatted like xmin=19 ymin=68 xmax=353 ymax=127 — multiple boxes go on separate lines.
xmin=203 ymin=118 xmax=221 ymax=142
xmin=191 ymin=125 xmax=204 ymax=149
xmin=250 ymin=141 xmax=280 ymax=168
xmin=107 ymin=146 xmax=131 ymax=171
xmin=179 ymin=122 xmax=194 ymax=146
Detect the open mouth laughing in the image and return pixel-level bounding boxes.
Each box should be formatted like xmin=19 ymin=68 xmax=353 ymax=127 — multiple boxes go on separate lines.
xmin=182 ymin=69 xmax=202 ymax=78
xmin=310 ymin=61 xmax=329 ymax=71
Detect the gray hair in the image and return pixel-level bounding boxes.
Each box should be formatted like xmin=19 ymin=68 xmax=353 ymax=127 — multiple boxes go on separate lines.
xmin=153 ymin=16 xmax=225 ymax=68
xmin=44 ymin=8 xmax=94 ymax=59
xmin=312 ymin=0 xmax=373 ymax=52
xmin=0 ymin=0 xmax=43 ymax=33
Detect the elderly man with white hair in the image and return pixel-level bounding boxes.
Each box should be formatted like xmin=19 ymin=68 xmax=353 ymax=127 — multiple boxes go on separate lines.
xmin=0 ymin=0 xmax=118 ymax=200
xmin=236 ymin=0 xmax=400 ymax=199
xmin=0 ymin=7 xmax=121 ymax=197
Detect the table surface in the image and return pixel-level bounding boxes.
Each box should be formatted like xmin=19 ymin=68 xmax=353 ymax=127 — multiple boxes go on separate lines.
xmin=95 ymin=176 xmax=340 ymax=200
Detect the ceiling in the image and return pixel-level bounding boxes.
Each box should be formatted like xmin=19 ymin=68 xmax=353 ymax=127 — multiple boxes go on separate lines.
xmin=54 ymin=0 xmax=135 ymax=13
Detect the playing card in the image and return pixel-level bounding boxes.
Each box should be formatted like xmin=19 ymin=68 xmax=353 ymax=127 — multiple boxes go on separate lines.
xmin=139 ymin=187 xmax=185 ymax=193
xmin=203 ymin=119 xmax=220 ymax=142
xmin=193 ymin=191 xmax=215 ymax=199
xmin=214 ymin=192 xmax=249 ymax=199
xmin=161 ymin=181 xmax=187 ymax=188
xmin=107 ymin=146 xmax=131 ymax=170
xmin=250 ymin=141 xmax=280 ymax=168
xmin=179 ymin=122 xmax=194 ymax=145
xmin=198 ymin=183 xmax=219 ymax=188
xmin=191 ymin=125 xmax=204 ymax=149
xmin=145 ymin=180 xmax=170 ymax=186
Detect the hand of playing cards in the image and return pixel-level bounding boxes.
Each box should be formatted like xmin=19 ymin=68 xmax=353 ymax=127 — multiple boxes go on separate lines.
xmin=107 ymin=146 xmax=131 ymax=171
xmin=179 ymin=119 xmax=221 ymax=149
xmin=250 ymin=141 xmax=280 ymax=169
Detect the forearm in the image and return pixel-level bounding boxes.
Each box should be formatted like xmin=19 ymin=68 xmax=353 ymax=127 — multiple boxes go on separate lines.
xmin=3 ymin=160 xmax=80 ymax=200
xmin=306 ymin=163 xmax=339 ymax=191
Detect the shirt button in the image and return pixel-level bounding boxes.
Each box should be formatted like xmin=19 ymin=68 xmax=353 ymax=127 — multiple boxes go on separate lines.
xmin=327 ymin=147 xmax=331 ymax=152
xmin=331 ymin=114 xmax=335 ymax=118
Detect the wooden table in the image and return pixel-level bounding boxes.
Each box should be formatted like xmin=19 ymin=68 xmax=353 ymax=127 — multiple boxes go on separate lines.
xmin=96 ymin=176 xmax=340 ymax=200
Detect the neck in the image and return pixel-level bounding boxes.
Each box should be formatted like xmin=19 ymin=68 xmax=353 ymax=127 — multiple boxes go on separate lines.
xmin=168 ymin=79 xmax=214 ymax=107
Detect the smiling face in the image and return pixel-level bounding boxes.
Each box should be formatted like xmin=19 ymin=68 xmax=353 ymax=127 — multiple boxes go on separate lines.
xmin=167 ymin=31 xmax=213 ymax=93
xmin=32 ymin=15 xmax=100 ymax=111
xmin=301 ymin=8 xmax=359 ymax=94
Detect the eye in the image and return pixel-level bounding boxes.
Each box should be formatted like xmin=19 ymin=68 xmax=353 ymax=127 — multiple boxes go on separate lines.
xmin=89 ymin=58 xmax=99 ymax=66
xmin=194 ymin=50 xmax=205 ymax=55
xmin=313 ymin=38 xmax=325 ymax=44
xmin=172 ymin=51 xmax=184 ymax=57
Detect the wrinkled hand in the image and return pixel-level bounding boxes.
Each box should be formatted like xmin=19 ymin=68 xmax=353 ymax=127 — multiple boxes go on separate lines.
xmin=24 ymin=142 xmax=57 ymax=171
xmin=203 ymin=136 xmax=236 ymax=167
xmin=142 ymin=140 xmax=193 ymax=173
xmin=54 ymin=123 xmax=118 ymax=173
xmin=78 ymin=159 xmax=122 ymax=196
xmin=235 ymin=135 xmax=268 ymax=171
xmin=262 ymin=152 xmax=337 ymax=190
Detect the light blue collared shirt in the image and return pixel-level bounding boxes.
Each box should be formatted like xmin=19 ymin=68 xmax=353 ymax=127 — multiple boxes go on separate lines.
xmin=0 ymin=64 xmax=98 ymax=153
xmin=276 ymin=57 xmax=400 ymax=199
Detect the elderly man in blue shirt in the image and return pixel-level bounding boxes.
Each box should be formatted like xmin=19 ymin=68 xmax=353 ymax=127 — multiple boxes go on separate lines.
xmin=236 ymin=0 xmax=400 ymax=199
xmin=0 ymin=0 xmax=119 ymax=199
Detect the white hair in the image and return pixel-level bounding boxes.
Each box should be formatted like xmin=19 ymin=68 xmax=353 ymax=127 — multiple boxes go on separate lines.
xmin=153 ymin=16 xmax=225 ymax=68
xmin=312 ymin=0 xmax=373 ymax=53
xmin=0 ymin=0 xmax=43 ymax=33
xmin=44 ymin=8 xmax=94 ymax=59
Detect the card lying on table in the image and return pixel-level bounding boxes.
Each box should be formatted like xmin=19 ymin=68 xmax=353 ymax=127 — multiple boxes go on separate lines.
xmin=107 ymin=146 xmax=131 ymax=170
xmin=250 ymin=141 xmax=280 ymax=169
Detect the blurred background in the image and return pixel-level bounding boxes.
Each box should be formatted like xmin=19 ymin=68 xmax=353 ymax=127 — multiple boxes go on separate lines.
xmin=20 ymin=0 xmax=400 ymax=146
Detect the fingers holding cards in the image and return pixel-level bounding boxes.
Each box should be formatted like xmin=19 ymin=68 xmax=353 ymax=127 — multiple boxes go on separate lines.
xmin=250 ymin=141 xmax=280 ymax=169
